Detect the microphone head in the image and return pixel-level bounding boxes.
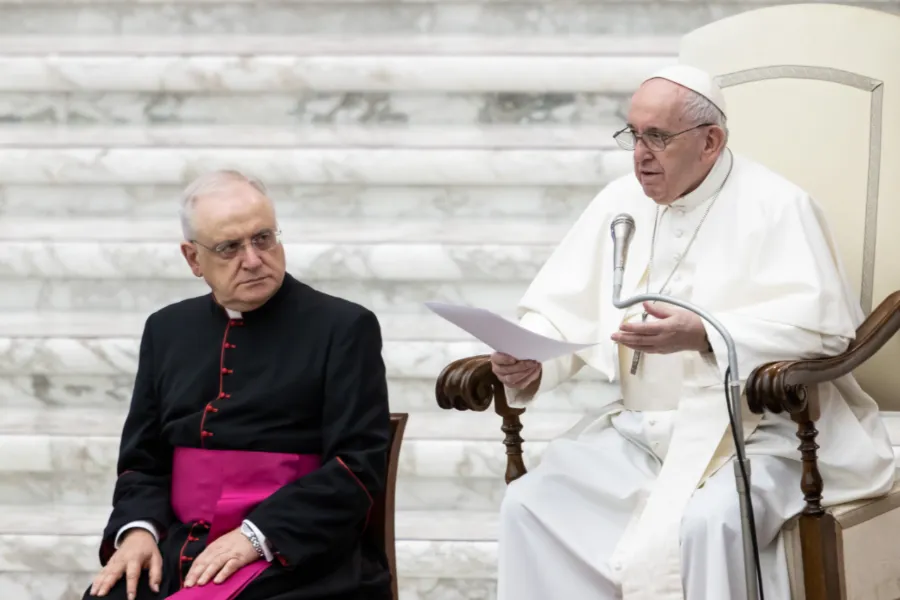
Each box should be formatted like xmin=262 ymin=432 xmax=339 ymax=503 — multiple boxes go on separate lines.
xmin=610 ymin=213 xmax=635 ymax=243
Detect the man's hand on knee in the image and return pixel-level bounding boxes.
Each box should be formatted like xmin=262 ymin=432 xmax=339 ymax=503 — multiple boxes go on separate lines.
xmin=183 ymin=527 xmax=258 ymax=588
xmin=90 ymin=529 xmax=161 ymax=599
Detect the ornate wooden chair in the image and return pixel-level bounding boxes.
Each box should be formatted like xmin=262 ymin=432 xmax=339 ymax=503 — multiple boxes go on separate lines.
xmin=435 ymin=4 xmax=900 ymax=599
xmin=366 ymin=412 xmax=408 ymax=600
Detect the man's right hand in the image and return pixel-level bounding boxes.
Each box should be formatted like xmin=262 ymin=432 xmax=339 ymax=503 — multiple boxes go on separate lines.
xmin=90 ymin=529 xmax=162 ymax=599
xmin=490 ymin=352 xmax=542 ymax=390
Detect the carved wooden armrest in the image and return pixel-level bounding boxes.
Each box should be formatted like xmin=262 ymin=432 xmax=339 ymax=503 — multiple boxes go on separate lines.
xmin=743 ymin=290 xmax=900 ymax=534
xmin=435 ymin=354 xmax=528 ymax=483
xmin=746 ymin=290 xmax=900 ymax=416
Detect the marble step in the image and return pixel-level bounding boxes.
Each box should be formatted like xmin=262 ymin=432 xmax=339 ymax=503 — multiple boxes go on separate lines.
xmin=0 ymin=50 xmax=671 ymax=95
xmin=0 ymin=506 xmax=498 ymax=600
xmin=0 ymin=147 xmax=630 ymax=187
xmin=0 ymin=34 xmax=679 ymax=56
xmin=0 ymin=123 xmax=622 ymax=149
xmin=0 ymin=240 xmax=552 ymax=281
xmin=0 ymin=406 xmax=586 ymax=442
xmin=0 ymin=237 xmax=559 ymax=282
xmin=0 ymin=315 xmax=620 ymax=381
xmin=0 ymin=277 xmax=538 ymax=314
xmin=0 ymin=35 xmax=668 ymax=127
xmin=0 ymin=184 xmax=598 ymax=221
xmin=2 ymin=574 xmax=495 ymax=600
xmin=0 ymin=431 xmax=547 ymax=505
xmin=1 ymin=89 xmax=632 ymax=128
xmin=0 ymin=216 xmax=576 ymax=243
xmin=0 ymin=370 xmax=619 ymax=414
xmin=0 ymin=2 xmax=837 ymax=36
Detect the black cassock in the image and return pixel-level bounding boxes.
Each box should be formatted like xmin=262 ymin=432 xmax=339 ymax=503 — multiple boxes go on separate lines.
xmin=84 ymin=273 xmax=393 ymax=600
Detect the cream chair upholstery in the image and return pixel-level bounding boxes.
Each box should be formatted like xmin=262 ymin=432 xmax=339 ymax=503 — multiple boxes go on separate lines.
xmin=679 ymin=4 xmax=900 ymax=599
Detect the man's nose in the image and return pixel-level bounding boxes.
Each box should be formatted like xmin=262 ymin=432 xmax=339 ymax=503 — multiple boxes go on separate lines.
xmin=241 ymin=245 xmax=263 ymax=268
xmin=633 ymin=140 xmax=653 ymax=162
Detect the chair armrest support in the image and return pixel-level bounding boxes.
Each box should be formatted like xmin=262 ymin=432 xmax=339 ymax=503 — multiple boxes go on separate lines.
xmin=746 ymin=291 xmax=900 ymax=415
xmin=435 ymin=354 xmax=528 ymax=483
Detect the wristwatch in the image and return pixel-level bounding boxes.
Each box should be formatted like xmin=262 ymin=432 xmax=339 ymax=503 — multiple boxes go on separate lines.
xmin=240 ymin=522 xmax=266 ymax=559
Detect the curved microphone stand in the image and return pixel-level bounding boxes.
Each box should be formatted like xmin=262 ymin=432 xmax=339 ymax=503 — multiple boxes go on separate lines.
xmin=609 ymin=213 xmax=761 ymax=600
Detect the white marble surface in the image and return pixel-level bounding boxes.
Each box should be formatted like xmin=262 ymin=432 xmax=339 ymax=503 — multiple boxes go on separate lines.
xmin=0 ymin=533 xmax=498 ymax=576
xmin=0 ymin=278 xmax=531 ymax=314
xmin=3 ymin=2 xmax=896 ymax=37
xmin=0 ymin=241 xmax=555 ymax=281
xmin=0 ymin=147 xmax=630 ymax=185
xmin=0 ymin=123 xmax=620 ymax=149
xmin=0 ymin=371 xmax=618 ymax=413
xmin=0 ymin=2 xmax=780 ymax=36
xmin=0 ymin=90 xmax=631 ymax=127
xmin=0 ymin=434 xmax=546 ymax=479
xmin=0 ymin=468 xmax=510 ymax=511
xmin=0 ymin=55 xmax=672 ymax=93
xmin=0 ymin=504 xmax=500 ymax=540
xmin=0 ymin=184 xmax=598 ymax=220
xmin=0 ymin=34 xmax=679 ymax=56
xmin=0 ymin=334 xmax=611 ymax=381
xmin=0 ymin=311 xmax=510 ymax=341
xmin=0 ymin=573 xmax=497 ymax=600
xmin=0 ymin=217 xmax=574 ymax=243
xmin=0 ymin=405 xmax=587 ymax=442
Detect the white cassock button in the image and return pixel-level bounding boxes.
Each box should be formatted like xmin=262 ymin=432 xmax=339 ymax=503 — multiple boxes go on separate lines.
xmin=648 ymin=418 xmax=656 ymax=426
xmin=612 ymin=561 xmax=622 ymax=571
xmin=674 ymin=229 xmax=684 ymax=238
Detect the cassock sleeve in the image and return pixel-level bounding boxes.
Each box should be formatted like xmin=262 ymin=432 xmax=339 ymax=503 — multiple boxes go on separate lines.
xmin=245 ymin=308 xmax=391 ymax=570
xmin=702 ymin=194 xmax=859 ymax=381
xmin=99 ymin=315 xmax=174 ymax=564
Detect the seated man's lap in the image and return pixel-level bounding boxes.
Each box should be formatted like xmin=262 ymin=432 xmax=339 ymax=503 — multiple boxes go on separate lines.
xmin=681 ymin=454 xmax=805 ymax=548
xmin=82 ymin=570 xmax=160 ymax=600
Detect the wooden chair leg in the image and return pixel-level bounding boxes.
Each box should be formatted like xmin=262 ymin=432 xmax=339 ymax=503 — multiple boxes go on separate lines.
xmin=793 ymin=408 xmax=842 ymax=599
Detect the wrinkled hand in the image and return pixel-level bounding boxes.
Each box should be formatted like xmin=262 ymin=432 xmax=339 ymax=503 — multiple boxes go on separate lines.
xmin=184 ymin=527 xmax=259 ymax=588
xmin=90 ymin=529 xmax=161 ymax=599
xmin=490 ymin=352 xmax=542 ymax=389
xmin=611 ymin=301 xmax=708 ymax=354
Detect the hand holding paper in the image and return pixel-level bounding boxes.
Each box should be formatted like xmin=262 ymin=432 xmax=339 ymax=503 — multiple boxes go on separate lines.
xmin=424 ymin=301 xmax=597 ymax=362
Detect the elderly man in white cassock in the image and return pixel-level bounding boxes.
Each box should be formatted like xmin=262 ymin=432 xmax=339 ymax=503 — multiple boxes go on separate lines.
xmin=490 ymin=65 xmax=896 ymax=599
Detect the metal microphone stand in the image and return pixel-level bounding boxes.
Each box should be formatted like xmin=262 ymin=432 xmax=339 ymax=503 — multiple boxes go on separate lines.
xmin=610 ymin=217 xmax=759 ymax=600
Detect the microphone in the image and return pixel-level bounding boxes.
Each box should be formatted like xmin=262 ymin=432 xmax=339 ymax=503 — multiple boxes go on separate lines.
xmin=609 ymin=215 xmax=763 ymax=600
xmin=610 ymin=213 xmax=635 ymax=305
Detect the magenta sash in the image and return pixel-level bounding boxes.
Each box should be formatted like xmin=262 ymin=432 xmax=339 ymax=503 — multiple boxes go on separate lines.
xmin=166 ymin=447 xmax=321 ymax=600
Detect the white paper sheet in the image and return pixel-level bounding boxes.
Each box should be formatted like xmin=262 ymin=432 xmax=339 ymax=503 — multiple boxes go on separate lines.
xmin=424 ymin=301 xmax=597 ymax=362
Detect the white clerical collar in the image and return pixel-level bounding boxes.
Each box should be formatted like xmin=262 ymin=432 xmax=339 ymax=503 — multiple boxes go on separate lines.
xmin=225 ymin=308 xmax=243 ymax=319
xmin=670 ymin=148 xmax=733 ymax=212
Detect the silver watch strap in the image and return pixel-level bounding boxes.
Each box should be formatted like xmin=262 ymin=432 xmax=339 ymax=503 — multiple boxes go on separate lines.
xmin=242 ymin=527 xmax=266 ymax=559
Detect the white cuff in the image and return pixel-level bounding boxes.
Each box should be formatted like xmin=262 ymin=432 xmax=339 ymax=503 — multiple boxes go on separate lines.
xmin=115 ymin=520 xmax=159 ymax=549
xmin=241 ymin=519 xmax=274 ymax=562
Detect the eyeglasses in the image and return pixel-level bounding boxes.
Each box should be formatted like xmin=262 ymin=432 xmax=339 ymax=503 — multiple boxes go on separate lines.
xmin=613 ymin=123 xmax=712 ymax=152
xmin=192 ymin=229 xmax=282 ymax=260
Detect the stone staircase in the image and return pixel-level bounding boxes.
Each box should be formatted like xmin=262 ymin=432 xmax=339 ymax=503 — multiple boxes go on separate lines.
xmin=2 ymin=2 xmax=900 ymax=599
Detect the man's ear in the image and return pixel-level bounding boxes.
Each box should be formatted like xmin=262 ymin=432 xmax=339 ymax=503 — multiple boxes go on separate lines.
xmin=706 ymin=125 xmax=727 ymax=156
xmin=180 ymin=242 xmax=203 ymax=278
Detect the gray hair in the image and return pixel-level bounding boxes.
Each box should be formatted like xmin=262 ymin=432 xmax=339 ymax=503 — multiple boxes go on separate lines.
xmin=681 ymin=88 xmax=728 ymax=138
xmin=178 ymin=169 xmax=271 ymax=240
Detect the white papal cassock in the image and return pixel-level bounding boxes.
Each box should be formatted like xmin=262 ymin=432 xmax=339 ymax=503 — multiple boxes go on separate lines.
xmin=497 ymin=148 xmax=895 ymax=600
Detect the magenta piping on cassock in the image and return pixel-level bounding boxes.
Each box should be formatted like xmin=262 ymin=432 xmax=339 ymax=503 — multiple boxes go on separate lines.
xmin=166 ymin=447 xmax=322 ymax=599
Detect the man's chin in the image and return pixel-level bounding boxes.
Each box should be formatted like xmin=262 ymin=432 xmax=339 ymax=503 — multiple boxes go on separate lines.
xmin=639 ymin=182 xmax=664 ymax=202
